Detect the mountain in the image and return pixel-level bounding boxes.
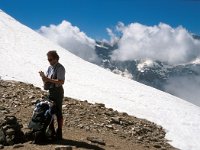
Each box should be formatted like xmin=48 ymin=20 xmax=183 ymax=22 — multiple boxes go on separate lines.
xmin=192 ymin=34 xmax=200 ymax=40
xmin=95 ymin=40 xmax=200 ymax=106
xmin=0 ymin=10 xmax=200 ymax=150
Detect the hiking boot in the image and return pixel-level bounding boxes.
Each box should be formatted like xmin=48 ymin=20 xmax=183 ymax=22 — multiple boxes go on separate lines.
xmin=56 ymin=128 xmax=62 ymax=140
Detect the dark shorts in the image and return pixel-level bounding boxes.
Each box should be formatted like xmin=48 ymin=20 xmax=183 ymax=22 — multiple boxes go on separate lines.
xmin=48 ymin=86 xmax=64 ymax=119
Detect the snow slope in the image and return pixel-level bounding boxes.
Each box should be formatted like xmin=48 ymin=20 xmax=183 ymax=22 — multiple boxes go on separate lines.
xmin=0 ymin=10 xmax=200 ymax=150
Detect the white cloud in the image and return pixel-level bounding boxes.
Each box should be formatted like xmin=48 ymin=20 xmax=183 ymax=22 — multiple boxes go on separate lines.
xmin=38 ymin=20 xmax=100 ymax=63
xmin=106 ymin=28 xmax=119 ymax=46
xmin=111 ymin=22 xmax=200 ymax=65
xmin=164 ymin=75 xmax=200 ymax=106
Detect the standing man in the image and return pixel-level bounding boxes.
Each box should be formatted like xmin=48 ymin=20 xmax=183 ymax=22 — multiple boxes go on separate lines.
xmin=39 ymin=50 xmax=65 ymax=140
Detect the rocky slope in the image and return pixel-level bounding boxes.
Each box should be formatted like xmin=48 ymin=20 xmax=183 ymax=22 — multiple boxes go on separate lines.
xmin=0 ymin=80 xmax=176 ymax=150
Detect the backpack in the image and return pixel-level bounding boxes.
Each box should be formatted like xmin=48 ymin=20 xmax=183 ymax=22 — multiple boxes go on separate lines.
xmin=27 ymin=100 xmax=54 ymax=144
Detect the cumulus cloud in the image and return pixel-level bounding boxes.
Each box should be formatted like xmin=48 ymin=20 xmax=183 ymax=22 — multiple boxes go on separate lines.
xmin=38 ymin=20 xmax=100 ymax=63
xmin=111 ymin=22 xmax=200 ymax=65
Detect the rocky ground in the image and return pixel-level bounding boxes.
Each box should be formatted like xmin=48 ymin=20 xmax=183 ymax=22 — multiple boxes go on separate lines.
xmin=0 ymin=80 xmax=177 ymax=150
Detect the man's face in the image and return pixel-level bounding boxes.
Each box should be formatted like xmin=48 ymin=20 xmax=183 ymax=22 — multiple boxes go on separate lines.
xmin=48 ymin=56 xmax=57 ymax=66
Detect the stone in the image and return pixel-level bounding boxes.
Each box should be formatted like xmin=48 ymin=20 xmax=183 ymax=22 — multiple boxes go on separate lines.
xmin=29 ymin=95 xmax=35 ymax=99
xmin=85 ymin=126 xmax=90 ymax=131
xmin=77 ymin=124 xmax=84 ymax=128
xmin=105 ymin=111 xmax=115 ymax=116
xmin=0 ymin=144 xmax=3 ymax=149
xmin=55 ymin=145 xmax=73 ymax=150
xmin=122 ymin=112 xmax=128 ymax=116
xmin=154 ymin=144 xmax=162 ymax=148
xmin=5 ymin=128 xmax=15 ymax=135
xmin=13 ymin=144 xmax=24 ymax=148
xmin=5 ymin=116 xmax=17 ymax=124
xmin=111 ymin=117 xmax=121 ymax=124
xmin=94 ymin=103 xmax=105 ymax=108
xmin=0 ymin=113 xmax=24 ymax=146
xmin=87 ymin=136 xmax=106 ymax=145
xmin=31 ymin=100 xmax=38 ymax=105
xmin=0 ymin=106 xmax=5 ymax=111
xmin=0 ymin=129 xmax=5 ymax=145
xmin=6 ymin=135 xmax=14 ymax=145
xmin=106 ymin=125 xmax=114 ymax=129
xmin=1 ymin=110 xmax=9 ymax=114
xmin=137 ymin=136 xmax=142 ymax=141
xmin=62 ymin=104 xmax=67 ymax=108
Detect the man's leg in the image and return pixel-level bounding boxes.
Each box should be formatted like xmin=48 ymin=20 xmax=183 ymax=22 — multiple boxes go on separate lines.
xmin=48 ymin=90 xmax=57 ymax=139
xmin=56 ymin=116 xmax=63 ymax=140
xmin=55 ymin=87 xmax=64 ymax=140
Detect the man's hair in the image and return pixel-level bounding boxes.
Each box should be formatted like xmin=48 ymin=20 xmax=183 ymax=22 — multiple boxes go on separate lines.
xmin=47 ymin=50 xmax=60 ymax=61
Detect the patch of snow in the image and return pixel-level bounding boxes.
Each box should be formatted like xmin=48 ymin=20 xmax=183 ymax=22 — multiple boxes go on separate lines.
xmin=137 ymin=59 xmax=158 ymax=72
xmin=191 ymin=58 xmax=200 ymax=65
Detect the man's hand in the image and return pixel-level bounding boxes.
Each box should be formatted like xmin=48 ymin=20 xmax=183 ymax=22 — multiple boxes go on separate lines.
xmin=39 ymin=71 xmax=45 ymax=77
xmin=39 ymin=71 xmax=49 ymax=82
xmin=42 ymin=76 xmax=50 ymax=82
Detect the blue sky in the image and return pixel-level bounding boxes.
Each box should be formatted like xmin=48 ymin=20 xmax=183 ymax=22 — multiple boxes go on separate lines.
xmin=1 ymin=0 xmax=200 ymax=39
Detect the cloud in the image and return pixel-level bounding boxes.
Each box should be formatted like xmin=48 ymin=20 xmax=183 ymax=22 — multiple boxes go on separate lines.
xmin=110 ymin=22 xmax=200 ymax=65
xmin=38 ymin=20 xmax=100 ymax=63
xmin=106 ymin=28 xmax=119 ymax=46
xmin=164 ymin=75 xmax=200 ymax=106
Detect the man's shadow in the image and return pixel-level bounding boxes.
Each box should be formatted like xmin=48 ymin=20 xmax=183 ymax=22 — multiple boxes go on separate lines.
xmin=25 ymin=130 xmax=105 ymax=149
xmin=51 ymin=138 xmax=105 ymax=150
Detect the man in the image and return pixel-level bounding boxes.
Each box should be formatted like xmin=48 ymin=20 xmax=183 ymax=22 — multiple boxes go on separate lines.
xmin=39 ymin=50 xmax=65 ymax=140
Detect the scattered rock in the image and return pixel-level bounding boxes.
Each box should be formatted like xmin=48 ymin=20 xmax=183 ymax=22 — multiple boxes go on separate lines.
xmin=106 ymin=125 xmax=114 ymax=129
xmin=0 ymin=115 xmax=24 ymax=146
xmin=137 ymin=136 xmax=142 ymax=141
xmin=62 ymin=104 xmax=67 ymax=108
xmin=0 ymin=129 xmax=6 ymax=145
xmin=28 ymin=95 xmax=35 ymax=99
xmin=0 ymin=106 xmax=6 ymax=111
xmin=0 ymin=144 xmax=3 ymax=149
xmin=87 ymin=136 xmax=106 ymax=145
xmin=0 ymin=80 xmax=175 ymax=149
xmin=55 ymin=145 xmax=73 ymax=150
xmin=5 ymin=128 xmax=15 ymax=135
xmin=5 ymin=116 xmax=17 ymax=124
xmin=94 ymin=103 xmax=105 ymax=108
xmin=154 ymin=144 xmax=162 ymax=148
xmin=105 ymin=111 xmax=115 ymax=116
xmin=111 ymin=116 xmax=121 ymax=124
xmin=13 ymin=144 xmax=24 ymax=148
xmin=31 ymin=100 xmax=38 ymax=105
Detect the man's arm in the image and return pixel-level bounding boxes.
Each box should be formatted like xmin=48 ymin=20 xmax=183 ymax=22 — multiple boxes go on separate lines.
xmin=42 ymin=77 xmax=64 ymax=85
xmin=42 ymin=66 xmax=65 ymax=85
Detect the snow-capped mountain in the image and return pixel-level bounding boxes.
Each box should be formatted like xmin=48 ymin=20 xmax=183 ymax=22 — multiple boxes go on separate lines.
xmin=0 ymin=10 xmax=200 ymax=150
xmin=95 ymin=40 xmax=200 ymax=106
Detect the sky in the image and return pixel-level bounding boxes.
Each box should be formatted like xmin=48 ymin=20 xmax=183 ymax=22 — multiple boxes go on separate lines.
xmin=1 ymin=0 xmax=200 ymax=40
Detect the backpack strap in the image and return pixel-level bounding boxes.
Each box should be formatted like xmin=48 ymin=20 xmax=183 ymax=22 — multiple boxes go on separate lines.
xmin=52 ymin=63 xmax=61 ymax=88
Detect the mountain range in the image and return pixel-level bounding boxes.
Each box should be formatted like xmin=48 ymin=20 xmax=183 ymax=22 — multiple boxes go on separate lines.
xmin=95 ymin=35 xmax=200 ymax=106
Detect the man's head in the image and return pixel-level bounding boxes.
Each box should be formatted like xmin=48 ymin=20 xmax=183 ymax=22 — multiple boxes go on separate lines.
xmin=47 ymin=50 xmax=59 ymax=66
